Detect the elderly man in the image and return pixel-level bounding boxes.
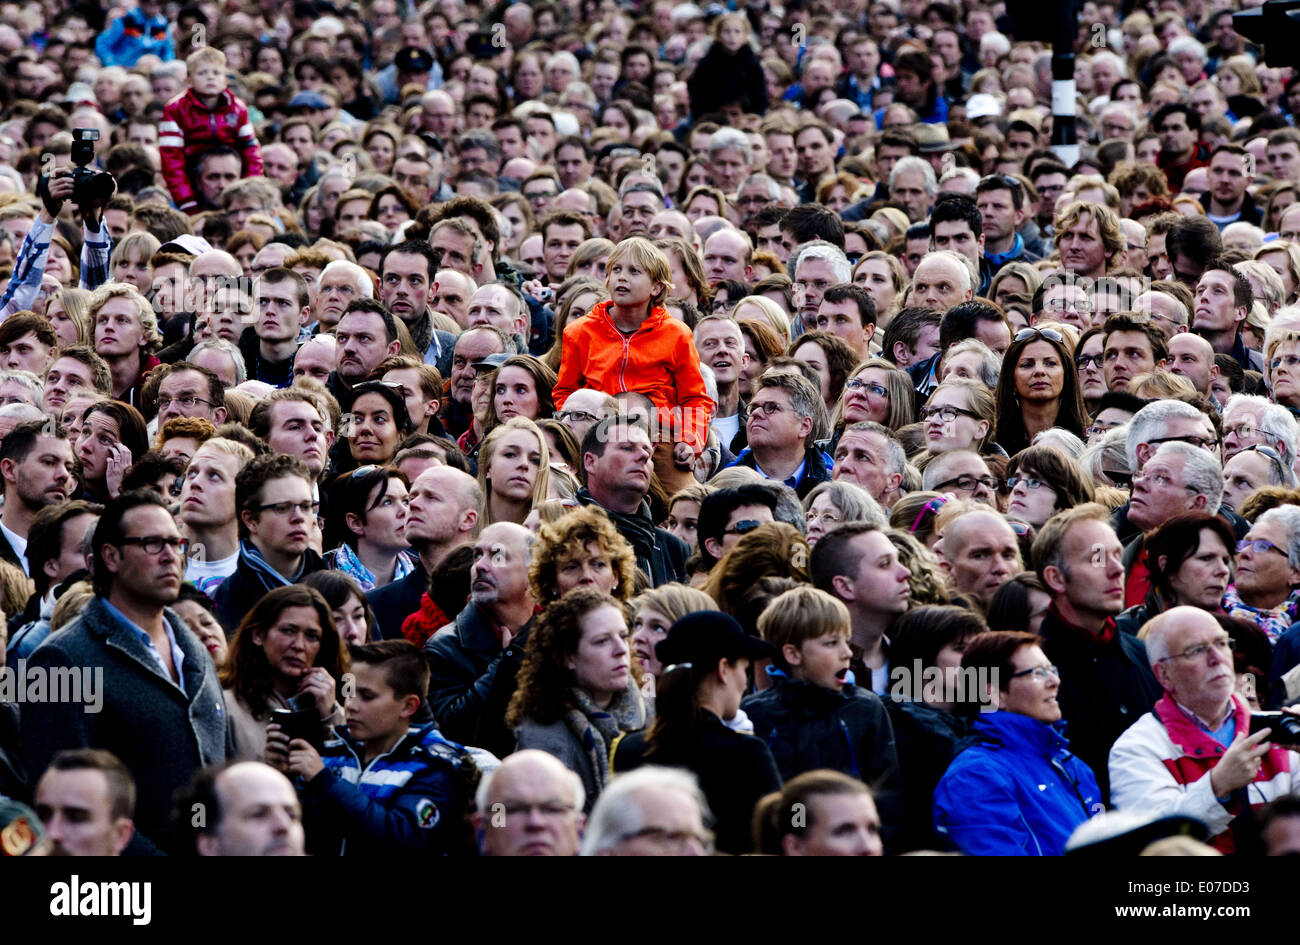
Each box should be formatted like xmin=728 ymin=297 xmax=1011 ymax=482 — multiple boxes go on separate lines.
xmin=432 ymin=268 xmax=476 ymax=329
xmin=792 ymin=241 xmax=852 ymax=331
xmin=1033 ymin=504 xmax=1162 ymax=802
xmin=179 ymin=762 xmax=306 ymax=856
xmin=832 ymin=421 xmax=905 ymax=510
xmin=316 ymin=260 xmax=372 ymax=333
xmin=889 ymin=155 xmax=937 ymax=222
xmin=1221 ymin=446 xmax=1298 ymax=514
xmin=937 ymin=507 xmax=1021 ymax=607
xmin=1164 ymin=331 xmax=1218 ymax=397
xmin=921 ymin=450 xmax=998 ymax=506
xmin=425 ymin=521 xmax=536 ymax=759
xmin=581 ymin=767 xmax=712 ymax=856
xmin=477 ymin=750 xmax=584 ymax=856
xmin=1221 ymin=394 xmax=1300 ymax=467
xmin=910 ymin=251 xmax=974 ymax=313
xmin=728 ymin=373 xmax=831 ymax=498
xmin=1109 ymin=606 xmax=1300 ymax=853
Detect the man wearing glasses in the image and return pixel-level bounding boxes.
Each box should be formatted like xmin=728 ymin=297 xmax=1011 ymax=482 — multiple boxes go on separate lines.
xmin=213 ymin=453 xmax=325 ymax=633
xmin=730 ymin=373 xmax=831 ymax=500
xmin=1035 ymin=504 xmax=1163 ymax=803
xmin=155 ymin=363 xmax=227 ymax=428
xmin=1221 ymin=393 xmax=1298 ymax=465
xmin=1110 ymin=606 xmax=1300 ymax=853
xmin=695 ymin=484 xmax=778 ymax=571
xmin=21 ymin=491 xmax=229 ymax=853
xmin=921 ymin=450 xmax=997 ymax=507
xmin=477 ymin=750 xmax=584 ymax=856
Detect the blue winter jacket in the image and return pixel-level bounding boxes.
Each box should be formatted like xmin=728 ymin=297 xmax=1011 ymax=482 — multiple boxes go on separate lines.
xmin=301 ymin=721 xmax=475 ymax=856
xmin=932 ymin=710 xmax=1101 ymax=856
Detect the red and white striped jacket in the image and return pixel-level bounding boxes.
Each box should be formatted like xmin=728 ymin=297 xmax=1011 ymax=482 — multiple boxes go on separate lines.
xmin=159 ymin=88 xmax=263 ymax=213
xmin=1109 ymin=693 xmax=1296 ymax=853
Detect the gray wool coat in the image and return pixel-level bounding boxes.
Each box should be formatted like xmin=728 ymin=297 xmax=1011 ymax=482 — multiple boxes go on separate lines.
xmin=20 ymin=596 xmax=230 ymax=852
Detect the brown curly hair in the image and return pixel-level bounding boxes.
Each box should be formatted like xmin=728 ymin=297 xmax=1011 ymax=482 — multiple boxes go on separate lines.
xmin=505 ymin=587 xmax=642 ymax=728
xmin=703 ymin=522 xmax=811 ymax=617
xmin=528 ymin=505 xmax=637 ymax=603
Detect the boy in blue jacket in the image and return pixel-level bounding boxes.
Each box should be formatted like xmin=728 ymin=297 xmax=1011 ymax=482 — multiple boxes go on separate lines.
xmin=270 ymin=640 xmax=477 ymax=856
xmin=742 ymin=585 xmax=903 ymax=849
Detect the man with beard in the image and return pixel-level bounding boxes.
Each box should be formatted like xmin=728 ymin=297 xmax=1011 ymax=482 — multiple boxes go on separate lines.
xmin=0 ymin=421 xmax=76 ymax=574
xmin=21 ymin=491 xmax=228 ymax=853
xmin=424 ymin=521 xmax=536 ymax=758
xmin=329 ymin=299 xmax=402 ymax=413
xmin=378 ymin=240 xmax=456 ymax=377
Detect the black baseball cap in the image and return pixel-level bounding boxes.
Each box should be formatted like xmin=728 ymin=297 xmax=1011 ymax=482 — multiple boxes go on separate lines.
xmin=396 ymin=46 xmax=435 ymax=73
xmin=655 ymin=611 xmax=777 ymax=667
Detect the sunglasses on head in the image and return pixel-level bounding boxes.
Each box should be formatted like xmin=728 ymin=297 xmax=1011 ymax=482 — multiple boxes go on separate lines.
xmin=1014 ymin=327 xmax=1064 ymax=344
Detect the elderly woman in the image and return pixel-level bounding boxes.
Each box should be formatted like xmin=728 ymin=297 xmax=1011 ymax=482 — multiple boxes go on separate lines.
xmin=802 ymin=480 xmax=886 ymax=546
xmin=507 ymin=588 xmax=650 ymax=812
xmin=920 ymin=378 xmax=998 ymax=456
xmin=994 ymin=326 xmax=1090 ymax=456
xmin=1267 ymin=330 xmax=1300 ymax=418
xmin=1224 ymin=505 xmax=1300 ymax=643
xmin=221 ymin=585 xmax=349 ymax=760
xmin=528 ymin=505 xmax=638 ymax=605
xmin=1114 ymin=513 xmax=1234 ymax=635
xmin=938 ymin=338 xmax=1000 ymax=389
xmin=1002 ymin=444 xmax=1097 ymax=529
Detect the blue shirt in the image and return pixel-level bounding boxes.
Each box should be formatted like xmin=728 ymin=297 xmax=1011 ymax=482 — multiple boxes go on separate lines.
xmin=102 ymin=599 xmax=187 ymax=694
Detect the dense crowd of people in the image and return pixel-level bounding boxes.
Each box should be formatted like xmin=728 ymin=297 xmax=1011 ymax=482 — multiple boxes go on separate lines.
xmin=8 ymin=0 xmax=1300 ymax=859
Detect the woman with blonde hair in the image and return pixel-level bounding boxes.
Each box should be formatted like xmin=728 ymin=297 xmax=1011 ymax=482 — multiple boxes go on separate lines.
xmin=528 ymin=505 xmax=638 ymax=604
xmin=542 ymin=278 xmax=607 ymax=371
xmin=630 ymin=583 xmax=716 ymax=678
xmin=45 ymin=287 xmax=92 ymax=347
xmin=108 ymin=232 xmax=160 ymax=292
xmin=816 ymin=172 xmax=868 ymax=213
xmin=852 ymin=251 xmax=908 ymax=327
xmin=731 ymin=294 xmax=791 ymax=344
xmin=476 ymin=416 xmax=552 ymax=527
xmin=566 ymin=238 xmax=616 ymax=281
xmin=655 ymin=237 xmax=711 ymax=309
xmin=1255 ymin=240 xmax=1300 ymax=305
xmin=832 ymin=358 xmax=915 ymax=452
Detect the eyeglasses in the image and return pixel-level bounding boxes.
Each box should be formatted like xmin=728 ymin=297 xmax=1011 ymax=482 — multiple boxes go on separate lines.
xmin=723 ymin=519 xmax=766 ymax=536
xmin=524 ymin=189 xmax=557 ymax=201
xmin=1157 ymin=637 xmax=1234 ymax=663
xmin=1222 ymin=422 xmax=1280 ymax=444
xmin=932 ymin=474 xmax=998 ymax=493
xmin=1006 ymin=475 xmax=1052 ymax=491
xmin=1045 ymin=298 xmax=1093 ymax=313
xmin=1075 ymin=353 xmax=1103 ymax=369
xmin=157 ymin=395 xmax=213 ymax=410
xmin=1009 ymin=664 xmax=1060 ymax=681
xmin=1146 ymin=434 xmax=1220 ymax=451
xmin=615 ymin=825 xmax=715 ymax=852
xmin=1271 ymin=354 xmax=1300 ymax=371
xmin=119 ymin=535 xmax=189 ymax=555
xmin=1134 ymin=469 xmax=1199 ymax=491
xmin=845 ymin=379 xmax=888 ymax=398
xmin=256 ymin=500 xmax=321 ymax=516
xmin=1237 ymin=538 xmax=1288 ymax=558
xmin=558 ymin=409 xmax=598 ymax=424
xmin=1014 ymin=327 xmax=1065 ymax=343
xmin=1104 ymin=469 xmax=1132 ymax=486
xmin=920 ymin=404 xmax=980 ymax=423
xmin=805 ymin=507 xmax=839 ymax=525
xmin=750 ymin=400 xmax=789 ymax=416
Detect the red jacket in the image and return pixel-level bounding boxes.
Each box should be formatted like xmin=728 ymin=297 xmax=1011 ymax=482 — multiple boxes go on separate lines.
xmin=553 ymin=300 xmax=713 ymax=452
xmin=159 ymin=88 xmax=263 ymax=213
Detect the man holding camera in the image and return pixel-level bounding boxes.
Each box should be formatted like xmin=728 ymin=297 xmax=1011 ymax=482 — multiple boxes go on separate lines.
xmin=1108 ymin=606 xmax=1300 ymax=854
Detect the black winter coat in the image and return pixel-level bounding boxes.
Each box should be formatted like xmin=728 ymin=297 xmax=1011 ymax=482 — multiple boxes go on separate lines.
xmin=368 ymin=564 xmax=428 ymax=640
xmin=743 ymin=677 xmax=903 ymax=850
xmin=613 ymin=711 xmax=781 ymax=856
xmin=886 ymin=698 xmax=967 ymax=852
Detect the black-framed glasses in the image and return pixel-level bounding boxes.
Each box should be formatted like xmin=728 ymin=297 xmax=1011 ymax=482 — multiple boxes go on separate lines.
xmin=920 ymin=404 xmax=980 ymax=423
xmin=933 ymin=474 xmax=997 ymax=492
xmin=1242 ymin=443 xmax=1285 ymax=466
xmin=1009 ymin=664 xmax=1059 ymax=681
xmin=558 ymin=409 xmax=598 ymax=424
xmin=845 ymin=379 xmax=888 ymax=398
xmin=1146 ymin=434 xmax=1220 ymax=451
xmin=1075 ymin=353 xmax=1103 ymax=369
xmin=1156 ymin=637 xmax=1233 ymax=663
xmin=119 ymin=535 xmax=189 ymax=555
xmin=750 ymin=400 xmax=789 ymax=416
xmin=723 ymin=519 xmax=765 ymax=536
xmin=1238 ymin=538 xmax=1288 ymax=558
xmin=1015 ymin=327 xmax=1064 ymax=344
xmin=157 ymin=395 xmax=213 ymax=410
xmin=256 ymin=500 xmax=321 ymax=516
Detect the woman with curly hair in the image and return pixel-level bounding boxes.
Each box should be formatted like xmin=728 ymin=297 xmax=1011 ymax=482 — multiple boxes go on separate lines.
xmin=704 ymin=522 xmax=811 ymax=617
xmin=221 ymin=585 xmax=349 ymax=760
xmin=887 ymin=530 xmax=955 ymax=606
xmin=506 ymin=587 xmax=649 ymax=811
xmin=529 ymin=505 xmax=638 ymax=605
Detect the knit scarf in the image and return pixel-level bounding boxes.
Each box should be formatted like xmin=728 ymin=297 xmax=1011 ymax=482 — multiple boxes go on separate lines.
xmin=407 ymin=309 xmax=434 ymax=356
xmin=564 ymin=680 xmax=648 ymax=793
xmin=401 ymin=592 xmax=451 ymax=649
xmin=1221 ymin=585 xmax=1300 ymax=645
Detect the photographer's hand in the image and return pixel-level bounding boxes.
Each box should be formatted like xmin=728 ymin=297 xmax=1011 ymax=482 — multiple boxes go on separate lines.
xmin=37 ymin=169 xmax=73 ymax=224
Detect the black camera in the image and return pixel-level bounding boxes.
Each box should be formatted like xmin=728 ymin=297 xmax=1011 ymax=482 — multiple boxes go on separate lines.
xmin=69 ymin=129 xmax=116 ymax=206
xmin=1249 ymin=711 xmax=1300 ymax=746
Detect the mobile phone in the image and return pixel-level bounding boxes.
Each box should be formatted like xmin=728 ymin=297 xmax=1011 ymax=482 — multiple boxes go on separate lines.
xmin=270 ymin=707 xmax=324 ymax=750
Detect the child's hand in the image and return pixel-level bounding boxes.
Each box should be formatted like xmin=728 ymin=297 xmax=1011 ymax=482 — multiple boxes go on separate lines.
xmin=672 ymin=441 xmax=695 ymax=468
xmin=286 ymin=738 xmax=325 ymax=780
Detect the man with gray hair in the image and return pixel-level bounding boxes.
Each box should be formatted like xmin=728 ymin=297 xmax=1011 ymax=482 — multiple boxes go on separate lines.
xmin=1221 ymin=442 xmax=1299 ymax=514
xmin=619 ymin=182 xmax=666 ymax=236
xmin=735 ymin=174 xmax=782 ymax=228
xmin=581 ymin=766 xmax=712 ymax=856
xmin=1128 ymin=441 xmax=1224 ymax=535
xmin=889 ymin=155 xmax=937 ymax=223
xmin=316 ymin=259 xmax=373 ymax=332
xmin=728 ymin=373 xmax=832 ymax=498
xmin=709 ymin=127 xmax=753 ymax=195
xmin=189 ymin=339 xmax=247 ymax=388
xmin=832 ymin=421 xmax=906 ymax=510
xmin=921 ymin=449 xmax=998 ymax=506
xmin=476 ymin=749 xmax=584 ymax=857
xmin=792 ymin=240 xmax=852 ymax=332
xmin=910 ymin=251 xmax=974 ymax=313
xmin=1109 ymin=606 xmax=1299 ymax=853
xmin=1222 ymin=393 xmax=1299 ymax=467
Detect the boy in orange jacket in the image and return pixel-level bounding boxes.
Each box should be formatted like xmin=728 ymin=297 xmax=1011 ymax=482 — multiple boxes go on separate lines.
xmin=553 ymin=237 xmax=713 ymax=461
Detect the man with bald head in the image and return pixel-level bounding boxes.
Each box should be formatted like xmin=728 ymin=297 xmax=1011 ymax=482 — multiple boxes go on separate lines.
xmin=467 ymin=283 xmax=528 ymax=351
xmin=937 ymin=507 xmax=1021 ymax=607
xmin=477 ymin=749 xmax=585 ymax=856
xmin=260 ymin=143 xmax=299 ymax=198
xmin=703 ymin=228 xmax=753 ymax=285
xmin=557 ymin=387 xmax=616 ymax=444
xmin=1165 ymin=332 xmax=1219 ymax=398
xmin=420 ymin=90 xmax=457 ymax=140
xmin=650 ymin=209 xmax=696 ymax=247
xmin=368 ymin=465 xmax=480 ymax=640
xmin=292 ymin=334 xmax=336 ymax=386
xmin=426 ymin=521 xmax=537 ymax=757
xmin=432 ymin=268 xmax=475 ymax=328
xmin=1110 ymin=606 xmax=1299 ymax=851
xmin=181 ymin=762 xmax=305 ymax=856
xmin=910 ymin=251 xmax=973 ymax=313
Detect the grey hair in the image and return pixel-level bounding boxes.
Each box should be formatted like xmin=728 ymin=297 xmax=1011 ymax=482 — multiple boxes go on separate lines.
xmin=938 ymin=166 xmax=979 ymax=191
xmin=1257 ymin=505 xmax=1300 ymax=568
xmin=544 ymin=50 xmax=580 ymax=76
xmin=1223 ymin=393 xmax=1300 ymax=467
xmin=580 ymin=766 xmax=711 ymax=856
xmin=793 ymin=240 xmax=852 ymax=285
xmin=1167 ymin=35 xmax=1207 ymax=63
xmin=940 ymin=338 xmax=1000 ymax=389
xmin=1150 ymin=440 xmax=1223 ymax=512
xmin=474 ymin=749 xmax=585 ymax=818
xmin=756 ymin=371 xmax=826 ymax=446
xmin=919 ymin=249 xmax=975 ymax=294
xmin=457 ymin=129 xmax=501 ymax=162
xmin=1125 ymin=399 xmax=1208 ymax=472
xmin=1032 ymin=427 xmax=1086 ymax=459
xmin=1079 ymin=424 xmax=1132 ymax=488
xmin=740 ymin=173 xmax=782 ymax=201
xmin=709 ymin=127 xmax=752 ymax=163
xmin=802 ymin=479 xmax=887 ymax=527
xmin=845 ymin=421 xmax=907 ymax=479
xmin=320 ymin=259 xmax=374 ymax=299
xmin=0 ymin=402 xmax=45 ymax=424
xmin=890 ymin=156 xmax=938 ymax=197
xmin=188 ymin=339 xmax=248 ymax=385
xmin=0 ymin=369 xmax=43 ymax=401
xmin=921 ymin=449 xmax=986 ymax=491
